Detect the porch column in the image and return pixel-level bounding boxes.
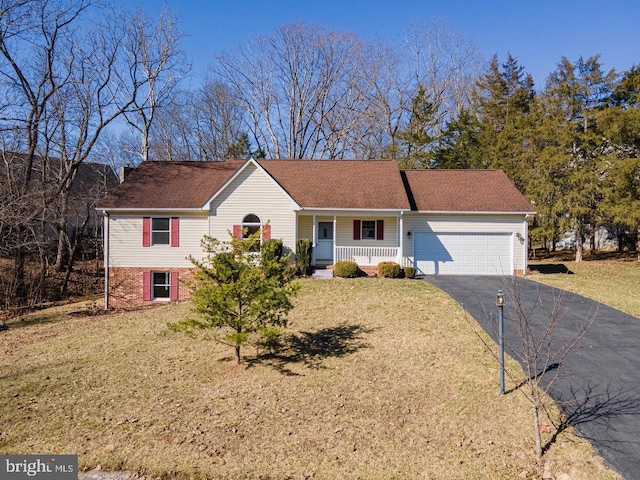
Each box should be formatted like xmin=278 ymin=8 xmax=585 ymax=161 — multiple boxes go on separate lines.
xmin=398 ymin=214 xmax=404 ymax=266
xmin=523 ymin=214 xmax=530 ymax=274
xmin=333 ymin=215 xmax=337 ymax=264
xmin=312 ymin=215 xmax=317 ymax=265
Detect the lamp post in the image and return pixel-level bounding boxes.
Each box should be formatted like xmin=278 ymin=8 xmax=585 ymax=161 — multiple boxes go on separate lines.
xmin=496 ymin=289 xmax=505 ymax=395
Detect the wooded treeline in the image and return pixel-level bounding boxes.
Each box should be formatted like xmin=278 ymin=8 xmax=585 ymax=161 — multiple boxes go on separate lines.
xmin=0 ymin=0 xmax=187 ymax=307
xmin=1 ymin=1 xmax=638 ymax=308
xmin=140 ymin=25 xmax=639 ymax=263
xmin=432 ymin=54 xmax=640 ymax=262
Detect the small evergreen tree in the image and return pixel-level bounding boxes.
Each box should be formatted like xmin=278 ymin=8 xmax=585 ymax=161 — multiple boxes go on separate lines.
xmin=395 ymin=84 xmax=440 ymax=168
xmin=169 ymin=231 xmax=299 ymax=364
xmin=295 ymin=239 xmax=312 ymax=276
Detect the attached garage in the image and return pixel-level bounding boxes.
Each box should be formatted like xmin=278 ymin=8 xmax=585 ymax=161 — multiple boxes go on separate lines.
xmin=414 ymin=232 xmax=513 ymax=275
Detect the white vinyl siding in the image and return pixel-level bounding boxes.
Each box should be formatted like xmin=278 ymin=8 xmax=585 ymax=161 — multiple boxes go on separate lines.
xmin=208 ymin=163 xmax=297 ymax=252
xmin=297 ymin=215 xmax=313 ymax=241
xmin=402 ymin=214 xmax=528 ymax=274
xmin=108 ymin=213 xmax=208 ymax=268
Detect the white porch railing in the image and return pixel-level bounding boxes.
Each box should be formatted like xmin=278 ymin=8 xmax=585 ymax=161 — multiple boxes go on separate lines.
xmin=335 ymin=246 xmax=399 ymax=266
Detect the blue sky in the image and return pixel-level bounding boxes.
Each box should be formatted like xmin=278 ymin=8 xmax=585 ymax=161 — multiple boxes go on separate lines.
xmin=118 ymin=0 xmax=638 ymax=89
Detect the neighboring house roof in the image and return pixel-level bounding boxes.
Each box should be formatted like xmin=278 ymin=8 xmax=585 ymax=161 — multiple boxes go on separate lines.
xmin=402 ymin=169 xmax=535 ymax=213
xmin=70 ymin=162 xmax=119 ymax=199
xmin=1 ymin=152 xmax=118 ymax=195
xmin=98 ymin=159 xmax=535 ymax=214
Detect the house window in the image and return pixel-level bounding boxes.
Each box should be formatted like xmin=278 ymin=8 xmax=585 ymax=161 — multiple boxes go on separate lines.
xmin=353 ymin=219 xmax=384 ymax=241
xmin=236 ymin=214 xmax=261 ymax=252
xmin=143 ymin=217 xmax=179 ymax=247
xmin=361 ymin=220 xmax=376 ymax=240
xmin=151 ymin=218 xmax=170 ymax=245
xmin=242 ymin=214 xmax=261 ymax=238
xmin=143 ymin=270 xmax=179 ymax=301
xmin=152 ymin=271 xmax=170 ymax=300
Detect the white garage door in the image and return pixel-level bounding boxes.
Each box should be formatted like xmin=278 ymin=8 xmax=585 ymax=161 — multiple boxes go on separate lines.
xmin=414 ymin=233 xmax=512 ymax=275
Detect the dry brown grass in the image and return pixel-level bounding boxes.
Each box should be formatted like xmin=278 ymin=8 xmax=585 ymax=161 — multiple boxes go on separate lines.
xmin=0 ymin=279 xmax=620 ymax=479
xmin=528 ymin=255 xmax=640 ymax=317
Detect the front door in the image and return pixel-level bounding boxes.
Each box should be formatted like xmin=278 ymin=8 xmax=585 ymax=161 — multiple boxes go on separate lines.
xmin=316 ymin=222 xmax=334 ymax=262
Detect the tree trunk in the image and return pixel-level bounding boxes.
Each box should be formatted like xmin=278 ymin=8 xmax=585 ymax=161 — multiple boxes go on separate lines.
xmin=589 ymin=224 xmax=596 ymax=255
xmin=637 ymin=236 xmax=640 ymax=263
xmin=235 ymin=345 xmax=241 ymax=365
xmin=618 ymin=228 xmax=624 ymax=253
xmin=55 ymin=189 xmax=70 ymax=271
xmin=533 ymin=402 xmax=543 ymax=464
xmin=14 ymin=249 xmax=27 ymax=305
xmin=13 ymin=227 xmax=28 ymax=305
xmin=575 ymin=224 xmax=584 ymax=263
xmin=61 ymin=237 xmax=78 ymax=295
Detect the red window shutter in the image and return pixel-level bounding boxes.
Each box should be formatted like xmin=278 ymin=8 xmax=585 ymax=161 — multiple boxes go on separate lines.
xmin=262 ymin=224 xmax=271 ymax=241
xmin=170 ymin=271 xmax=179 ymax=301
xmin=353 ymin=220 xmax=361 ymax=240
xmin=171 ymin=217 xmax=180 ymax=247
xmin=233 ymin=224 xmax=242 ymax=240
xmin=142 ymin=271 xmax=151 ymax=301
xmin=377 ymin=220 xmax=384 ymax=241
xmin=142 ymin=217 xmax=151 ymax=247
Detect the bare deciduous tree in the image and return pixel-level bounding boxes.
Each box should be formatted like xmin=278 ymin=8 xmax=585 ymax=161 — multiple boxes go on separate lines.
xmin=0 ymin=0 xmax=185 ymax=305
xmin=469 ymin=281 xmax=597 ymax=465
xmin=215 ymin=23 xmax=366 ymax=159
xmin=195 ymin=81 xmax=246 ymax=160
xmin=149 ymin=81 xmax=251 ymax=161
xmin=119 ymin=6 xmax=189 ymax=162
xmin=403 ymin=19 xmax=482 ymax=130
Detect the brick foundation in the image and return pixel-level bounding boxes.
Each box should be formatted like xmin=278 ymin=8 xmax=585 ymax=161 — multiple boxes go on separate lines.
xmin=108 ymin=267 xmax=194 ymax=309
xmin=109 ymin=265 xmax=525 ymax=308
xmin=358 ymin=265 xmax=379 ymax=276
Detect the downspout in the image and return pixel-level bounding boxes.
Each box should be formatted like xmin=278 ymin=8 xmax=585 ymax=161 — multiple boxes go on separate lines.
xmin=524 ymin=214 xmax=530 ymax=276
xmin=332 ymin=215 xmax=337 ymax=264
xmin=103 ymin=211 xmax=109 ymax=310
xmin=312 ymin=214 xmax=317 ymax=266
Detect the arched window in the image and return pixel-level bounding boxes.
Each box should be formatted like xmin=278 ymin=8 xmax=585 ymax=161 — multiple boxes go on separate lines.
xmin=242 ymin=214 xmax=261 ymax=237
xmin=242 ymin=214 xmax=261 ymax=251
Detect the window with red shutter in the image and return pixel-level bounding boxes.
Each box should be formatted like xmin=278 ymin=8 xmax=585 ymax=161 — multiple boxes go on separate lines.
xmin=353 ymin=220 xmax=361 ymax=240
xmin=142 ymin=271 xmax=151 ymax=301
xmin=262 ymin=223 xmax=271 ymax=242
xmin=170 ymin=271 xmax=179 ymax=301
xmin=171 ymin=217 xmax=180 ymax=247
xmin=142 ymin=217 xmax=151 ymax=247
xmin=376 ymin=220 xmax=384 ymax=241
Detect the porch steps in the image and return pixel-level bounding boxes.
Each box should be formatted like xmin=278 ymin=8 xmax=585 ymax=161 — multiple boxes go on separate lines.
xmin=312 ymin=268 xmax=334 ymax=279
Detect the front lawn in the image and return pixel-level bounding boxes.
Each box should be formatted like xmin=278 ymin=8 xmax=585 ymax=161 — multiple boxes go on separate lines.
xmin=0 ymin=279 xmax=619 ymax=479
xmin=528 ymin=255 xmax=640 ymax=317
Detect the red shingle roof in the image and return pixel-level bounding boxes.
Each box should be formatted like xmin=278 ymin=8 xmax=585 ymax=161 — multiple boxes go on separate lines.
xmin=97 ymin=160 xmax=244 ymax=209
xmin=98 ymin=160 xmax=534 ymax=214
xmin=402 ymin=169 xmax=534 ymax=212
xmin=257 ymin=159 xmax=410 ymax=210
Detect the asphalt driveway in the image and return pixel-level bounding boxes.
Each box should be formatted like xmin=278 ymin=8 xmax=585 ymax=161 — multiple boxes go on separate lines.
xmin=425 ymin=275 xmax=640 ymax=480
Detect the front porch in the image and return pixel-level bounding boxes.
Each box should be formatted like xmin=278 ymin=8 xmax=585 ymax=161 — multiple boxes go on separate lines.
xmin=335 ymin=246 xmax=400 ymax=266
xmin=298 ymin=213 xmax=408 ymax=269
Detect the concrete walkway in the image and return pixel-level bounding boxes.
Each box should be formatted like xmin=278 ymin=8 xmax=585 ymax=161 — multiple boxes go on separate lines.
xmin=425 ymin=276 xmax=640 ymax=480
